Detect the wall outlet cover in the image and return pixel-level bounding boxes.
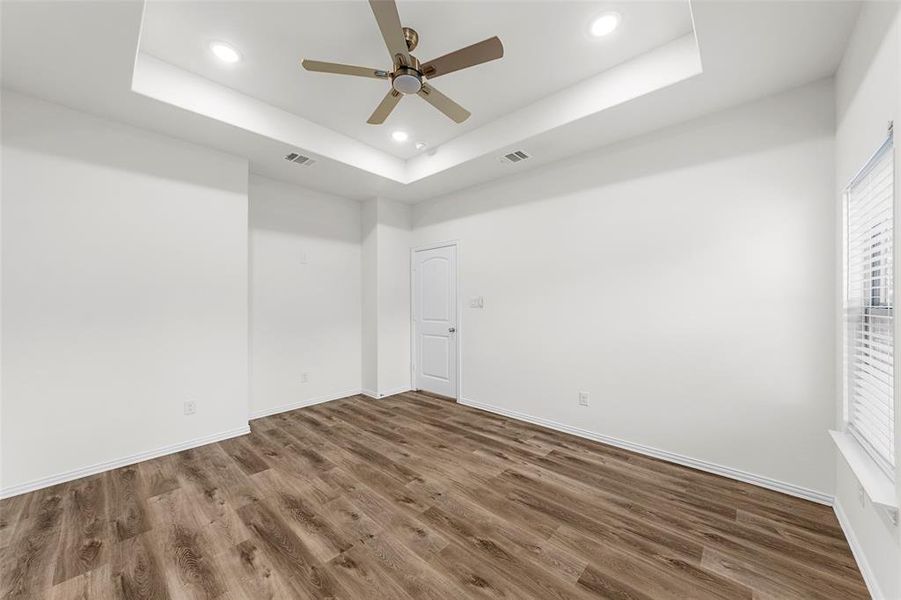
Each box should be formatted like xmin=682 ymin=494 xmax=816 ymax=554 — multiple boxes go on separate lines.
xmin=183 ymin=400 xmax=197 ymax=416
xmin=578 ymin=392 xmax=590 ymax=406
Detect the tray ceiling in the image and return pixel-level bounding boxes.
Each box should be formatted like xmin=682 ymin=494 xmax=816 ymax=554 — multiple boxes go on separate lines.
xmin=139 ymin=1 xmax=694 ymax=159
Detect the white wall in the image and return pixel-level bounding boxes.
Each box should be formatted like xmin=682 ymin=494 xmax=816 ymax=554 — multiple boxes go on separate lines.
xmin=361 ymin=199 xmax=378 ymax=395
xmin=411 ymin=79 xmax=837 ymax=497
xmin=834 ymin=4 xmax=901 ymax=598
xmin=375 ymin=198 xmax=412 ymax=396
xmin=360 ymin=198 xmax=412 ymax=397
xmin=1 ymin=91 xmax=250 ymax=495
xmin=249 ymin=175 xmax=362 ymax=418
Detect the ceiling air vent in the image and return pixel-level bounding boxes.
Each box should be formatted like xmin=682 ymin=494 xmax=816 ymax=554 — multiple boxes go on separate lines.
xmin=284 ymin=152 xmax=316 ymax=167
xmin=501 ymin=150 xmax=531 ymax=164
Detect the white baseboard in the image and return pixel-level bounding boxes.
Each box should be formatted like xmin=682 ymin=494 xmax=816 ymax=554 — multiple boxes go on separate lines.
xmin=360 ymin=385 xmax=413 ymax=400
xmin=0 ymin=425 xmax=250 ymax=500
xmin=833 ymin=500 xmax=884 ymax=600
xmin=377 ymin=385 xmax=412 ymax=398
xmin=250 ymin=388 xmax=362 ymax=419
xmin=459 ymin=398 xmax=834 ymax=506
xmin=360 ymin=386 xmax=411 ymax=399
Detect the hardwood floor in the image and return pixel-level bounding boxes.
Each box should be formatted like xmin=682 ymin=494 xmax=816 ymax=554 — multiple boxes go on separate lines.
xmin=1 ymin=392 xmax=868 ymax=599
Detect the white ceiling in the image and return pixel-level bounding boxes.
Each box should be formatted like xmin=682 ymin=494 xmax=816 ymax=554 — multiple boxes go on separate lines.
xmin=139 ymin=1 xmax=694 ymax=159
xmin=1 ymin=1 xmax=861 ymax=202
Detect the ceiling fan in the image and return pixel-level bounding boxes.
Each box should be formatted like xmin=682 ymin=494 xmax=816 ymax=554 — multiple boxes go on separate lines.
xmin=301 ymin=0 xmax=503 ymax=125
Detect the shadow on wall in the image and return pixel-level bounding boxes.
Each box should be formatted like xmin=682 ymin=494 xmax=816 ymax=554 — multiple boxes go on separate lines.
xmin=413 ymin=79 xmax=836 ymax=228
xmin=1 ymin=91 xmax=247 ymax=194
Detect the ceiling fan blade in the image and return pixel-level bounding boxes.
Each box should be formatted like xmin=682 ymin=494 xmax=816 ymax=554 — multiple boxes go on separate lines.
xmin=368 ymin=89 xmax=402 ymax=124
xmin=421 ymin=36 xmax=504 ymax=79
xmin=417 ymin=83 xmax=470 ymax=123
xmin=369 ymin=0 xmax=412 ymax=67
xmin=301 ymin=60 xmax=389 ymax=80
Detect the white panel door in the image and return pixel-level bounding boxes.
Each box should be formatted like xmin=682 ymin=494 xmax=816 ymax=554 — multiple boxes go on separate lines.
xmin=414 ymin=245 xmax=457 ymax=398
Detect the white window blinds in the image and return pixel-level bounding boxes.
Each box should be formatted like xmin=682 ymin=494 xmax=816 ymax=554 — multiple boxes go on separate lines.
xmin=844 ymin=134 xmax=895 ymax=479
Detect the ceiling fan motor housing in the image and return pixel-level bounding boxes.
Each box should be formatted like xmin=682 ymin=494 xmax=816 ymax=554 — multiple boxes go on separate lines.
xmin=392 ymin=65 xmax=423 ymax=94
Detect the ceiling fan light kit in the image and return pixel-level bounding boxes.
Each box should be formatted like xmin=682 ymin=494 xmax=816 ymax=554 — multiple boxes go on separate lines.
xmin=300 ymin=0 xmax=504 ymax=125
xmin=392 ymin=65 xmax=423 ymax=94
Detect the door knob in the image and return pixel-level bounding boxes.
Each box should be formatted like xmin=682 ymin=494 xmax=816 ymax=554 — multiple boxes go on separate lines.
xmin=448 ymin=327 xmax=456 ymax=333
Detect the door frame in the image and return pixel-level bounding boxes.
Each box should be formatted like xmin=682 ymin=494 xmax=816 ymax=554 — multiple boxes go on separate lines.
xmin=410 ymin=240 xmax=462 ymax=401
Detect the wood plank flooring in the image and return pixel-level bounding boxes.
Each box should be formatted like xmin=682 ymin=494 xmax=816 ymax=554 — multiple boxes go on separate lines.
xmin=1 ymin=392 xmax=868 ymax=599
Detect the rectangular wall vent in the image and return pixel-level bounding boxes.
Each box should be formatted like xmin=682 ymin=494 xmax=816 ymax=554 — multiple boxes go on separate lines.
xmin=284 ymin=152 xmax=316 ymax=167
xmin=501 ymin=150 xmax=531 ymax=164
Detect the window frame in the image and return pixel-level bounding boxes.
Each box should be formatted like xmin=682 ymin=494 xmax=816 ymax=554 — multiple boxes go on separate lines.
xmin=842 ymin=131 xmax=896 ymax=481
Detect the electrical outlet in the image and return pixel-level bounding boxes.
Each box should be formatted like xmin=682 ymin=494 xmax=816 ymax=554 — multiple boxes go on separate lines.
xmin=578 ymin=391 xmax=590 ymax=407
xmin=301 ymin=372 xmax=309 ymax=384
xmin=857 ymin=483 xmax=867 ymax=507
xmin=184 ymin=400 xmax=197 ymax=416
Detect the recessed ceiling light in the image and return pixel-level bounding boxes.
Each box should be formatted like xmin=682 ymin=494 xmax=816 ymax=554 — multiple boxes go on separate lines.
xmin=392 ymin=130 xmax=409 ymax=143
xmin=415 ymin=142 xmax=426 ymax=150
xmin=210 ymin=42 xmax=241 ymax=63
xmin=590 ymin=12 xmax=621 ymax=37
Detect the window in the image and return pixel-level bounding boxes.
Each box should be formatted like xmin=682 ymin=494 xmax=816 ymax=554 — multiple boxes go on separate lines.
xmin=844 ymin=133 xmax=895 ymax=479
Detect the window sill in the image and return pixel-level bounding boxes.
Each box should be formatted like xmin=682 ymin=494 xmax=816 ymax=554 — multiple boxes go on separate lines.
xmin=830 ymin=430 xmax=898 ymax=513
